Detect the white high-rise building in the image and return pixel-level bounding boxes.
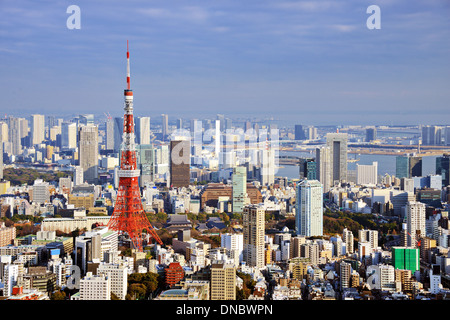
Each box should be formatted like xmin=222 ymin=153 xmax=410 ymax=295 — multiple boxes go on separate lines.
xmin=232 ymin=166 xmax=247 ymax=213
xmin=97 ymin=263 xmax=128 ymax=300
xmin=295 ymin=179 xmax=323 ymax=237
xmin=221 ymin=233 xmax=244 ymax=264
xmin=78 ymin=272 xmax=111 ymax=300
xmin=358 ymin=229 xmax=378 ymax=251
xmin=342 ymin=228 xmax=354 ymax=254
xmin=136 ymin=116 xmax=151 ymax=145
xmin=31 ymin=114 xmax=45 ymax=146
xmin=61 ymin=122 xmax=77 ymax=149
xmin=357 ymin=162 xmax=378 ymax=185
xmin=316 ymin=146 xmax=332 ymax=192
xmin=3 ymin=263 xmax=19 ymax=297
xmin=406 ymin=201 xmax=426 ymax=247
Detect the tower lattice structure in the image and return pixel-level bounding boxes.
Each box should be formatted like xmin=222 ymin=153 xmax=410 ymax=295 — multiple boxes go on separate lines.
xmin=107 ymin=41 xmax=163 ymax=251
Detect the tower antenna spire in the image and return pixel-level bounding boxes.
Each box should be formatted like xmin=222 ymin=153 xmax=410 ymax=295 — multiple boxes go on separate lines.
xmin=126 ymin=40 xmax=130 ymax=90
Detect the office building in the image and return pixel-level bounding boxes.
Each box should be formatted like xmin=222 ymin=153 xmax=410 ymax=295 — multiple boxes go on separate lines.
xmin=295 ymin=125 xmax=306 ymax=140
xmin=169 ymin=140 xmax=190 ymax=188
xmin=135 ymin=116 xmax=151 ymax=145
xmin=113 ymin=117 xmax=123 ymax=153
xmin=316 ymin=146 xmax=332 ymax=192
xmin=8 ymin=117 xmax=22 ymax=155
xmin=61 ymin=122 xmax=77 ymax=149
xmin=365 ymin=127 xmax=377 ymax=142
xmin=396 ymin=155 xmax=422 ymax=179
xmin=358 ymin=229 xmax=378 ymax=251
xmin=243 ymin=205 xmax=265 ymax=268
xmin=342 ymin=228 xmax=354 ymax=254
xmin=97 ymin=263 xmax=127 ymax=300
xmin=356 ymin=162 xmax=378 ymax=185
xmin=391 ymin=247 xmax=420 ymax=273
xmin=232 ymin=166 xmax=247 ymax=213
xmin=295 ymin=179 xmax=323 ymax=237
xmin=162 ymin=114 xmax=169 ymax=139
xmin=105 ymin=118 xmax=115 ymax=151
xmin=31 ymin=114 xmax=45 ymax=146
xmin=79 ymin=272 xmax=111 ymax=300
xmin=299 ymin=158 xmax=316 ymax=180
xmin=211 ymin=262 xmax=236 ymax=300
xmin=436 ymin=154 xmax=450 ymax=187
xmin=79 ymin=125 xmax=99 ymax=184
xmin=326 ymin=133 xmax=348 ymax=183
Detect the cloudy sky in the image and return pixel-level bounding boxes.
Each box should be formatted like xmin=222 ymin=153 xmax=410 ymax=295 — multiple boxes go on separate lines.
xmin=0 ymin=0 xmax=449 ymax=125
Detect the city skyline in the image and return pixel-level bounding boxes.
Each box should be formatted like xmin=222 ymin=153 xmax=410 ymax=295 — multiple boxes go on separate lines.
xmin=1 ymin=0 xmax=449 ymax=125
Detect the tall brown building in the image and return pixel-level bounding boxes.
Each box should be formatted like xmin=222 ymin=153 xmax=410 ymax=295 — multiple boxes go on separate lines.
xmin=170 ymin=140 xmax=190 ymax=188
xmin=200 ymin=183 xmax=262 ymax=210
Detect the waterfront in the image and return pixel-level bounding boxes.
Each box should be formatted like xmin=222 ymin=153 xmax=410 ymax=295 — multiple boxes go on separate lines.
xmin=276 ymin=152 xmax=439 ymax=180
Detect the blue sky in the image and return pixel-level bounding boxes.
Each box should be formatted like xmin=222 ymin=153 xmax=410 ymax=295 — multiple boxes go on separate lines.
xmin=0 ymin=0 xmax=449 ymax=125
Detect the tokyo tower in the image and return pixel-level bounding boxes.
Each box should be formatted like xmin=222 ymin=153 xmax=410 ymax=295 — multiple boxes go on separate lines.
xmin=107 ymin=41 xmax=163 ymax=251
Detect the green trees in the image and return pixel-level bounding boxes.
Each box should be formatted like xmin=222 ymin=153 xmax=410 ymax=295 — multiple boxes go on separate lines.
xmin=126 ymin=272 xmax=162 ymax=300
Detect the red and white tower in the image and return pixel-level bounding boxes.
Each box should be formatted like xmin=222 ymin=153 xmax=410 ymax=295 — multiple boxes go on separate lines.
xmin=107 ymin=41 xmax=163 ymax=251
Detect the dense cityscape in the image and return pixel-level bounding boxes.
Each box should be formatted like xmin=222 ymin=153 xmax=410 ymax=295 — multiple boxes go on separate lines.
xmin=1 ymin=1 xmax=449 ymax=311
xmin=1 ymin=104 xmax=450 ymax=301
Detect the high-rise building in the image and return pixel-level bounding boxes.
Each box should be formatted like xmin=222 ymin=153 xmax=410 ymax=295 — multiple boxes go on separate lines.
xmin=211 ymin=262 xmax=236 ymax=300
xmin=31 ymin=114 xmax=45 ymax=146
xmin=356 ymin=161 xmax=378 ymax=185
xmin=243 ymin=205 xmax=265 ymax=268
xmin=113 ymin=117 xmax=123 ymax=153
xmin=294 ymin=125 xmax=306 ymax=140
xmin=97 ymin=263 xmax=127 ymax=300
xmin=232 ymin=166 xmax=247 ymax=213
xmin=315 ymin=146 xmax=331 ymax=192
xmin=358 ymin=229 xmax=378 ymax=251
xmin=391 ymin=247 xmax=420 ymax=273
xmin=79 ymin=272 xmax=111 ymax=300
xmin=436 ymin=154 xmax=450 ymax=187
xmin=299 ymin=158 xmax=316 ymax=180
xmin=396 ymin=155 xmax=422 ymax=178
xmin=61 ymin=122 xmax=77 ymax=149
xmin=342 ymin=228 xmax=354 ymax=254
xmin=169 ymin=140 xmax=190 ymax=188
xmin=162 ymin=114 xmax=169 ymax=139
xmin=406 ymin=201 xmax=426 ymax=248
xmin=326 ymin=132 xmax=348 ymax=183
xmin=135 ymin=116 xmax=151 ymax=145
xmin=221 ymin=233 xmax=243 ymax=264
xmin=79 ymin=125 xmax=99 ymax=184
xmin=105 ymin=118 xmax=115 ymax=151
xmin=295 ymin=179 xmax=323 ymax=237
xmin=8 ymin=117 xmax=22 ymax=155
xmin=365 ymin=127 xmax=377 ymax=142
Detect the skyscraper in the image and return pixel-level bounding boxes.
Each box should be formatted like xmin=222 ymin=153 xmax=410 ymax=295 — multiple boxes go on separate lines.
xmin=357 ymin=161 xmax=378 ymax=185
xmin=8 ymin=117 xmax=22 ymax=155
xmin=295 ymin=179 xmax=323 ymax=237
xmin=243 ymin=204 xmax=265 ymax=268
xmin=294 ymin=125 xmax=306 ymax=140
xmin=61 ymin=122 xmax=77 ymax=149
xmin=113 ymin=117 xmax=123 ymax=153
xmin=436 ymin=154 xmax=450 ymax=187
xmin=299 ymin=158 xmax=316 ymax=180
xmin=326 ymin=132 xmax=348 ymax=183
xmin=232 ymin=166 xmax=247 ymax=213
xmin=365 ymin=127 xmax=377 ymax=142
xmin=406 ymin=201 xmax=426 ymax=248
xmin=161 ymin=114 xmax=169 ymax=139
xmin=396 ymin=155 xmax=422 ymax=178
xmin=315 ymin=146 xmax=331 ymax=192
xmin=169 ymin=140 xmax=190 ymax=188
xmin=31 ymin=114 xmax=45 ymax=146
xmin=79 ymin=125 xmax=99 ymax=184
xmin=105 ymin=117 xmax=115 ymax=151
xmin=135 ymin=116 xmax=151 ymax=145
